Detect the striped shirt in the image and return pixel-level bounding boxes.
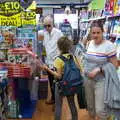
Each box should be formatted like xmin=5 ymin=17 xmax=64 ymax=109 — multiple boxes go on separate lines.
xmin=84 ymin=40 xmax=116 ymax=81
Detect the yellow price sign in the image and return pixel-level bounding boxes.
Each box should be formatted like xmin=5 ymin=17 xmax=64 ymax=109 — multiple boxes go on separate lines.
xmin=0 ymin=13 xmax=21 ymax=26
xmin=0 ymin=1 xmax=36 ymax=26
xmin=21 ymin=11 xmax=36 ymax=20
xmin=5 ymin=1 xmax=20 ymax=10
xmin=0 ymin=1 xmax=21 ymax=16
xmin=21 ymin=11 xmax=36 ymax=25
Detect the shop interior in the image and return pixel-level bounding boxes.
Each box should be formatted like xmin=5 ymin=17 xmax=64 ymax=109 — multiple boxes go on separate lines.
xmin=0 ymin=0 xmax=120 ymax=120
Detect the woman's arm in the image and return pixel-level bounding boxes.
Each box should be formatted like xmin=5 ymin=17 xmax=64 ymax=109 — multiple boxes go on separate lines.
xmin=88 ymin=56 xmax=118 ymax=78
xmin=108 ymin=56 xmax=118 ymax=68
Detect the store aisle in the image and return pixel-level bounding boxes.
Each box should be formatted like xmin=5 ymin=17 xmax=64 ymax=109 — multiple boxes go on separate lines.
xmin=13 ymin=100 xmax=90 ymax=120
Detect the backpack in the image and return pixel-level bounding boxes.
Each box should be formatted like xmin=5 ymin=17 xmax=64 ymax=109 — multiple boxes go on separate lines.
xmin=57 ymin=55 xmax=83 ymax=96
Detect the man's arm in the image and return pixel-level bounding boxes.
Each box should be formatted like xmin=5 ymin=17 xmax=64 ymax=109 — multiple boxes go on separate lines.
xmin=38 ymin=30 xmax=44 ymax=41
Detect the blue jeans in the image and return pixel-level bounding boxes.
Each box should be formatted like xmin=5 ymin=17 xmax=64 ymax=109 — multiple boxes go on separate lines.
xmin=55 ymin=84 xmax=78 ymax=120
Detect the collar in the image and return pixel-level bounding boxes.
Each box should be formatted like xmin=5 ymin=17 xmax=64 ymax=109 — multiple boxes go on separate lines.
xmin=46 ymin=28 xmax=55 ymax=36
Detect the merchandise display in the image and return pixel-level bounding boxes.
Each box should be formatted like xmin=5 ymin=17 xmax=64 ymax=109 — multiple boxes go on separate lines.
xmin=0 ymin=48 xmax=37 ymax=119
xmin=79 ymin=0 xmax=120 ymax=61
xmin=0 ymin=0 xmax=38 ymax=119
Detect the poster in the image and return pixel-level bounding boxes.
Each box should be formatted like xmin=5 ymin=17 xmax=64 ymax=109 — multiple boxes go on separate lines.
xmin=16 ymin=27 xmax=36 ymax=51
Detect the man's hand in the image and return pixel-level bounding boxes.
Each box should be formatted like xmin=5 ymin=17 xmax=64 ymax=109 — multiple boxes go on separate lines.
xmin=42 ymin=64 xmax=49 ymax=71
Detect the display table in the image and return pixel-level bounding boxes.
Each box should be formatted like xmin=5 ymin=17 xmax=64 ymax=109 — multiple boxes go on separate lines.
xmin=0 ymin=48 xmax=38 ymax=119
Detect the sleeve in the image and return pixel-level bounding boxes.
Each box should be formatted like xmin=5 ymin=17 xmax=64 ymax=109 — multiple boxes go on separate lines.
xmin=106 ymin=42 xmax=116 ymax=58
xmin=53 ymin=57 xmax=64 ymax=70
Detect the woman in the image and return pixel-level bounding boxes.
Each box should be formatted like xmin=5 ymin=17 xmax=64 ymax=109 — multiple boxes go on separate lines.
xmin=43 ymin=36 xmax=79 ymax=120
xmin=84 ymin=21 xmax=118 ymax=120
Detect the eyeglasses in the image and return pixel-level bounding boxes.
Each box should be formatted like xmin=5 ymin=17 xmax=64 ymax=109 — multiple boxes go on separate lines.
xmin=44 ymin=24 xmax=51 ymax=28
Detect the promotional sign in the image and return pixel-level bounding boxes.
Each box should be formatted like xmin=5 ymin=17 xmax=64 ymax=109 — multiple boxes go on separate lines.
xmin=21 ymin=11 xmax=36 ymax=25
xmin=0 ymin=13 xmax=21 ymax=26
xmin=0 ymin=0 xmax=36 ymax=26
xmin=0 ymin=1 xmax=22 ymax=26
xmin=89 ymin=0 xmax=106 ymax=10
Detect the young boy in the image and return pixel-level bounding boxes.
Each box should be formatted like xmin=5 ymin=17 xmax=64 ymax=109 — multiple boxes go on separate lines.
xmin=43 ymin=36 xmax=79 ymax=120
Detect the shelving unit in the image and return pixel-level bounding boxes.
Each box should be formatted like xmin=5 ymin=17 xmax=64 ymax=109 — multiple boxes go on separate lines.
xmin=78 ymin=0 xmax=120 ymax=71
xmin=80 ymin=15 xmax=120 ymax=23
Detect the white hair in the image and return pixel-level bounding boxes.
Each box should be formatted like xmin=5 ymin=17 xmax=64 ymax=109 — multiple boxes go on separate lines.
xmin=43 ymin=16 xmax=53 ymax=25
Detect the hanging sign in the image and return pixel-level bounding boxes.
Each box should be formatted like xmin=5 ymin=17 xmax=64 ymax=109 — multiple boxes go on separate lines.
xmin=0 ymin=13 xmax=21 ymax=26
xmin=88 ymin=0 xmax=106 ymax=10
xmin=0 ymin=0 xmax=22 ymax=26
xmin=19 ymin=0 xmax=33 ymax=9
xmin=0 ymin=1 xmax=21 ymax=16
xmin=0 ymin=0 xmax=36 ymax=26
xmin=21 ymin=11 xmax=36 ymax=25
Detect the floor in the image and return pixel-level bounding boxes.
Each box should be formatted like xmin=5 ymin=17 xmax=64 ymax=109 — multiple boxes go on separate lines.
xmin=12 ymin=99 xmax=90 ymax=120
xmin=9 ymin=77 xmax=91 ymax=120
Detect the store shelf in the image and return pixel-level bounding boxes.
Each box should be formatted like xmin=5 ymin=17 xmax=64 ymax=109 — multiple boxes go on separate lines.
xmin=80 ymin=17 xmax=105 ymax=22
xmin=80 ymin=15 xmax=120 ymax=23
xmin=110 ymin=33 xmax=120 ymax=38
xmin=108 ymin=15 xmax=120 ymax=19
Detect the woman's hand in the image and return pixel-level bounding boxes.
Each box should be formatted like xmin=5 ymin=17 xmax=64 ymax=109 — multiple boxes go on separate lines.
xmin=88 ymin=67 xmax=100 ymax=79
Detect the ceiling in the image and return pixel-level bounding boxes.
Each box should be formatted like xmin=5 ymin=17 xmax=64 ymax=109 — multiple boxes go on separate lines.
xmin=36 ymin=0 xmax=91 ymax=4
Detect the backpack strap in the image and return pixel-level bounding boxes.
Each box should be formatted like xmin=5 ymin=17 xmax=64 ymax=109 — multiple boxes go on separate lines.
xmin=58 ymin=54 xmax=73 ymax=62
xmin=58 ymin=55 xmax=68 ymax=62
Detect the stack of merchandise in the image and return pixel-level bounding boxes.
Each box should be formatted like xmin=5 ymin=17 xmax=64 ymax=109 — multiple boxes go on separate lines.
xmin=6 ymin=48 xmax=37 ymax=119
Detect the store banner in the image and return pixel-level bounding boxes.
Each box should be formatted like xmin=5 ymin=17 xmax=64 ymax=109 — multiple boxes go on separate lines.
xmin=88 ymin=0 xmax=106 ymax=10
xmin=0 ymin=1 xmax=22 ymax=26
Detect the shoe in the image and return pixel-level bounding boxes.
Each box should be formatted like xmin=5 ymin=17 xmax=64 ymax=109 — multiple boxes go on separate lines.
xmin=45 ymin=100 xmax=55 ymax=105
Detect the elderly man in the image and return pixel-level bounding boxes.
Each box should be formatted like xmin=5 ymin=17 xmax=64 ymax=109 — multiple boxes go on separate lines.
xmin=39 ymin=16 xmax=63 ymax=104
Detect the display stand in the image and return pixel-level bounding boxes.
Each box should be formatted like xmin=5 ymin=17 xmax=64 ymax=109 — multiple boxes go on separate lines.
xmin=0 ymin=48 xmax=37 ymax=119
xmin=0 ymin=66 xmax=8 ymax=120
